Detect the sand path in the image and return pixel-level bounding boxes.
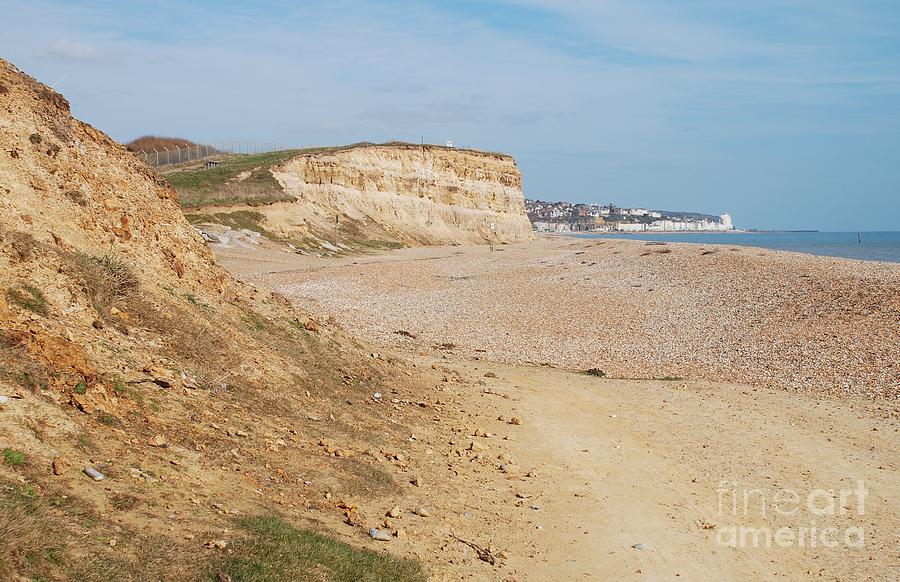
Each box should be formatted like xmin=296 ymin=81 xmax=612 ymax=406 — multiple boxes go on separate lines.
xmin=410 ymin=358 xmax=898 ymax=580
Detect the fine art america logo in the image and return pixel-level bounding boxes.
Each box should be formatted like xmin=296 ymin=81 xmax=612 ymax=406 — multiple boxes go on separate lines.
xmin=716 ymin=481 xmax=868 ymax=549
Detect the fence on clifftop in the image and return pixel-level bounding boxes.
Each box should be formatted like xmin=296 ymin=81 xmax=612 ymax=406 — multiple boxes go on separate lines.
xmin=134 ymin=139 xmax=293 ymax=167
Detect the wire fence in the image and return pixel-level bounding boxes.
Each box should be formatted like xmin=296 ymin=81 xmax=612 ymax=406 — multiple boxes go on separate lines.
xmin=135 ymin=138 xmax=479 ymax=168
xmin=135 ymin=139 xmax=294 ymax=167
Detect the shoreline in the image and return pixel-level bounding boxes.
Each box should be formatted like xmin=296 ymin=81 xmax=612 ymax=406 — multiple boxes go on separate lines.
xmin=557 ymin=231 xmax=900 ymax=264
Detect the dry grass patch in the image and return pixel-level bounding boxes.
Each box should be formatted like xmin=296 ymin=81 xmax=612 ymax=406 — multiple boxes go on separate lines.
xmin=5 ymin=284 xmax=48 ymax=316
xmin=0 ymin=228 xmax=37 ymax=262
xmin=0 ymin=481 xmax=64 ymax=579
xmin=217 ymin=515 xmax=425 ymax=582
xmin=69 ymin=252 xmax=139 ymax=316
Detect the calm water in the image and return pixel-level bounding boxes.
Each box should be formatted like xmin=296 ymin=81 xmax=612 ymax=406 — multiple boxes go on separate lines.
xmin=572 ymin=231 xmax=900 ymax=263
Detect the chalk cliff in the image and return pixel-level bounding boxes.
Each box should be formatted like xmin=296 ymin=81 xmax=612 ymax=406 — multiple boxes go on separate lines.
xmin=265 ymin=144 xmax=533 ymax=246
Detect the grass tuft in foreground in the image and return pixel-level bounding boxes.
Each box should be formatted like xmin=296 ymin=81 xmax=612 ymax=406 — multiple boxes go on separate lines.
xmin=5 ymin=284 xmax=48 ymax=316
xmin=217 ymin=515 xmax=425 ymax=582
xmin=2 ymin=449 xmax=26 ymax=466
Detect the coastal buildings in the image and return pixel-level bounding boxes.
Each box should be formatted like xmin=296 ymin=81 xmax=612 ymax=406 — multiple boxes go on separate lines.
xmin=526 ymin=198 xmax=735 ymax=232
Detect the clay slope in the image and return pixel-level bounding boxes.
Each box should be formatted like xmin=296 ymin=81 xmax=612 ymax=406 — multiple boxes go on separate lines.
xmin=0 ymin=60 xmax=428 ymax=579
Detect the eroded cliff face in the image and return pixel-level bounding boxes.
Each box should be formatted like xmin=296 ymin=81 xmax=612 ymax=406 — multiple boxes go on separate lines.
xmin=0 ymin=60 xmax=432 ymax=578
xmin=268 ymin=144 xmax=533 ymax=246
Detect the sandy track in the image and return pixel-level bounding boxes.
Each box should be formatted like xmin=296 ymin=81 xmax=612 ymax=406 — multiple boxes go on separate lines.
xmin=385 ymin=357 xmax=898 ymax=580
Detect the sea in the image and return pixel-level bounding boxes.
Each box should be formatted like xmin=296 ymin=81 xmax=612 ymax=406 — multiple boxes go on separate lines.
xmin=571 ymin=231 xmax=900 ymax=263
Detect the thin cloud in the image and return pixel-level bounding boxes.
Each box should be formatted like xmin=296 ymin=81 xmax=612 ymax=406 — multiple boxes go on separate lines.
xmin=37 ymin=39 xmax=109 ymax=63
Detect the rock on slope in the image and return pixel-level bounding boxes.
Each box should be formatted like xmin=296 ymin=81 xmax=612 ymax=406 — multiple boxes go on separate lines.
xmin=0 ymin=59 xmax=426 ymax=579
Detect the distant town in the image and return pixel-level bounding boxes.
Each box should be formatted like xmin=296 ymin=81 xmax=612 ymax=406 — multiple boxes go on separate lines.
xmin=525 ymin=199 xmax=734 ymax=233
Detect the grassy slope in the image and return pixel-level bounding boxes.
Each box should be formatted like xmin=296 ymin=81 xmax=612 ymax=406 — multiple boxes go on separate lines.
xmin=166 ymin=149 xmax=309 ymax=208
xmin=0 ymin=234 xmax=424 ymax=581
xmin=0 ymin=478 xmax=423 ymax=581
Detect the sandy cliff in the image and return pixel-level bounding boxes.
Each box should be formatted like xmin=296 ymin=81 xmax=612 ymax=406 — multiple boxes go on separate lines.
xmin=262 ymin=144 xmax=533 ymax=247
xmin=0 ymin=59 xmax=430 ymax=579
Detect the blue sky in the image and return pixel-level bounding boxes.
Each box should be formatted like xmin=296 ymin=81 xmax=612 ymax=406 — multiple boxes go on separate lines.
xmin=2 ymin=0 xmax=899 ymax=230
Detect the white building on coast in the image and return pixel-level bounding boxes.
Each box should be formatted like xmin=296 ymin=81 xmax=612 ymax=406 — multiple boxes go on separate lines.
xmin=611 ymin=212 xmax=735 ymax=232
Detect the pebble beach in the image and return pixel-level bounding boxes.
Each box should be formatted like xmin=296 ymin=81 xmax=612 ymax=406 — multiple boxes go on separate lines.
xmin=220 ymin=236 xmax=900 ymax=399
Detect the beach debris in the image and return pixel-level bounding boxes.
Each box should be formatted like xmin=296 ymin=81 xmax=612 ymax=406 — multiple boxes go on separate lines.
xmin=468 ymin=441 xmax=486 ymax=452
xmin=369 ymin=528 xmax=392 ymax=541
xmin=147 ymin=434 xmax=168 ymax=447
xmin=83 ymin=466 xmax=105 ymax=481
xmin=205 ymin=539 xmax=228 ymax=549
xmin=484 ymin=372 xmax=497 ymax=378
xmin=52 ymin=456 xmax=71 ymax=476
xmin=0 ymin=395 xmax=9 ymax=405
xmin=373 ymin=392 xmax=383 ymax=401
xmin=414 ymin=508 xmax=430 ymax=517
xmin=386 ymin=506 xmax=402 ymax=519
xmin=450 ymin=533 xmax=498 ymax=565
xmin=632 ymin=543 xmax=647 ymax=550
xmin=129 ymin=467 xmax=158 ymax=483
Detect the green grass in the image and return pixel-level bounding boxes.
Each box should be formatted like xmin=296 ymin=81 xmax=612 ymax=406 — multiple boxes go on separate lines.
xmin=2 ymin=449 xmax=26 ymax=467
xmin=5 ymin=285 xmax=48 ymax=316
xmin=217 ymin=515 xmax=425 ymax=582
xmin=186 ymin=210 xmax=268 ymax=234
xmin=166 ymin=150 xmax=308 ymax=208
